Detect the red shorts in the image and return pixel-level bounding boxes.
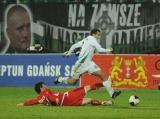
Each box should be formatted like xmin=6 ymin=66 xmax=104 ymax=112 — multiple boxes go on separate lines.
xmin=62 ymin=87 xmax=86 ymax=106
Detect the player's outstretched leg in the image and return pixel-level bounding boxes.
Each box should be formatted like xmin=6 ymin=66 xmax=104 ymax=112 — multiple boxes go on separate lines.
xmin=82 ymin=98 xmax=113 ymax=106
xmin=54 ymin=76 xmax=62 ymax=84
xmin=54 ymin=76 xmax=78 ymax=85
xmin=102 ymin=100 xmax=113 ymax=106
xmin=112 ymin=90 xmax=121 ymax=99
xmin=102 ymin=76 xmax=121 ymax=99
xmin=85 ymin=82 xmax=121 ymax=99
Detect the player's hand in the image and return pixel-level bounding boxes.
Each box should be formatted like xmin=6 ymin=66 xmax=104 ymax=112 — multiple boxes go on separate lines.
xmin=17 ymin=103 xmax=24 ymax=106
xmin=106 ymin=48 xmax=113 ymax=52
xmin=63 ymin=51 xmax=70 ymax=57
xmin=109 ymin=48 xmax=113 ymax=52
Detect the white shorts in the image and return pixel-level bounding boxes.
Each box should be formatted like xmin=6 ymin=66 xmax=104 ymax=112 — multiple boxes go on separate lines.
xmin=72 ymin=61 xmax=101 ymax=79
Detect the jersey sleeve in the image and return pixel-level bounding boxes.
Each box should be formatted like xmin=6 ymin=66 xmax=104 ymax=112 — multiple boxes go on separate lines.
xmin=68 ymin=40 xmax=84 ymax=55
xmin=24 ymin=98 xmax=39 ymax=106
xmin=23 ymin=89 xmax=58 ymax=106
xmin=92 ymin=39 xmax=107 ymax=52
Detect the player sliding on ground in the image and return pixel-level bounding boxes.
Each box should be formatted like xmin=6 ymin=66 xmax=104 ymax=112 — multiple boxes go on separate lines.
xmin=54 ymin=28 xmax=121 ymax=99
xmin=17 ymin=82 xmax=113 ymax=106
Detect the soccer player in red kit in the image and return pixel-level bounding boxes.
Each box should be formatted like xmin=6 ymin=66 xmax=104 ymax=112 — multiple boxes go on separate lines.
xmin=17 ymin=82 xmax=113 ymax=106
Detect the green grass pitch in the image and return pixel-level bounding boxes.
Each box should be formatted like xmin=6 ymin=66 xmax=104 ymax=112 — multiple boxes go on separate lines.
xmin=0 ymin=87 xmax=160 ymax=119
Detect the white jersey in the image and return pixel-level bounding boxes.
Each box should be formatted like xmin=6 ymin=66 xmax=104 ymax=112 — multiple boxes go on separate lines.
xmin=68 ymin=35 xmax=111 ymax=78
xmin=68 ymin=35 xmax=109 ymax=63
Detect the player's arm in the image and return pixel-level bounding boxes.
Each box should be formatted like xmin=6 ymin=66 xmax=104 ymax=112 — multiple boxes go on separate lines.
xmin=93 ymin=40 xmax=113 ymax=53
xmin=17 ymin=98 xmax=39 ymax=106
xmin=17 ymin=103 xmax=25 ymax=106
xmin=64 ymin=40 xmax=84 ymax=56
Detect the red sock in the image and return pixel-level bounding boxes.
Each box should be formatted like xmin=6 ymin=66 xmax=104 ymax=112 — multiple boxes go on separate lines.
xmin=90 ymin=83 xmax=103 ymax=90
xmin=91 ymin=99 xmax=102 ymax=106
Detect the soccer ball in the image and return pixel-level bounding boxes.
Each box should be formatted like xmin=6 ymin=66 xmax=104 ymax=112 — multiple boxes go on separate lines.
xmin=129 ymin=95 xmax=140 ymax=106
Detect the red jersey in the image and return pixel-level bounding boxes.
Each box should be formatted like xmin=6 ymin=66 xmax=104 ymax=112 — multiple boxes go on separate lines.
xmin=24 ymin=87 xmax=86 ymax=106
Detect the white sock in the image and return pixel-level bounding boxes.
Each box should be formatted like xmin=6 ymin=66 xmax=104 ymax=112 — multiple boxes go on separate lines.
xmin=102 ymin=80 xmax=114 ymax=97
xmin=58 ymin=77 xmax=68 ymax=84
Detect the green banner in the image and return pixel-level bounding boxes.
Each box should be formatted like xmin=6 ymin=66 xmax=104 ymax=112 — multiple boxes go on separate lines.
xmin=0 ymin=2 xmax=160 ymax=54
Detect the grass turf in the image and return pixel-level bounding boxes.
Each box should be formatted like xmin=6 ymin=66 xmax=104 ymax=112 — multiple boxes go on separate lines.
xmin=0 ymin=87 xmax=160 ymax=119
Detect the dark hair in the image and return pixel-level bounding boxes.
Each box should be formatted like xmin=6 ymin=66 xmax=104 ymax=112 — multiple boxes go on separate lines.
xmin=7 ymin=5 xmax=28 ymax=25
xmin=90 ymin=28 xmax=101 ymax=35
xmin=34 ymin=82 xmax=44 ymax=94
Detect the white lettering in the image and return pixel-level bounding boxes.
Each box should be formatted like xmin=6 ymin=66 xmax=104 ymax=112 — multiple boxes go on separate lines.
xmin=0 ymin=65 xmax=23 ymax=76
xmin=27 ymin=64 xmax=61 ymax=77
xmin=108 ymin=4 xmax=120 ymax=27
xmin=134 ymin=4 xmax=141 ymax=26
xmin=119 ymin=4 xmax=127 ymax=26
xmin=91 ymin=3 xmax=141 ymax=27
xmin=1 ymin=65 xmax=6 ymax=76
xmin=127 ymin=4 xmax=134 ymax=26
xmin=68 ymin=4 xmax=77 ymax=27
xmin=65 ymin=65 xmax=70 ymax=76
xmin=68 ymin=4 xmax=85 ymax=27
xmin=76 ymin=4 xmax=85 ymax=27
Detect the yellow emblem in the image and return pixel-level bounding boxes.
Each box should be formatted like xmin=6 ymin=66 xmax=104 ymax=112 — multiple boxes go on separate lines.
xmin=110 ymin=56 xmax=148 ymax=88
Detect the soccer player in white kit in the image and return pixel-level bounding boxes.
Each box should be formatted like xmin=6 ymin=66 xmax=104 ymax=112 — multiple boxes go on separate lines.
xmin=55 ymin=29 xmax=121 ymax=99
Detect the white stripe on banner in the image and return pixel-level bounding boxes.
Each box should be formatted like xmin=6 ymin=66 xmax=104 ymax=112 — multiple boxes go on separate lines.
xmin=33 ymin=22 xmax=44 ymax=37
xmin=37 ymin=20 xmax=90 ymax=43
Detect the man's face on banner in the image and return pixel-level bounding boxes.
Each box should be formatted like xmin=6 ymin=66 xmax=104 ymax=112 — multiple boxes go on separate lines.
xmin=7 ymin=10 xmax=31 ymax=53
